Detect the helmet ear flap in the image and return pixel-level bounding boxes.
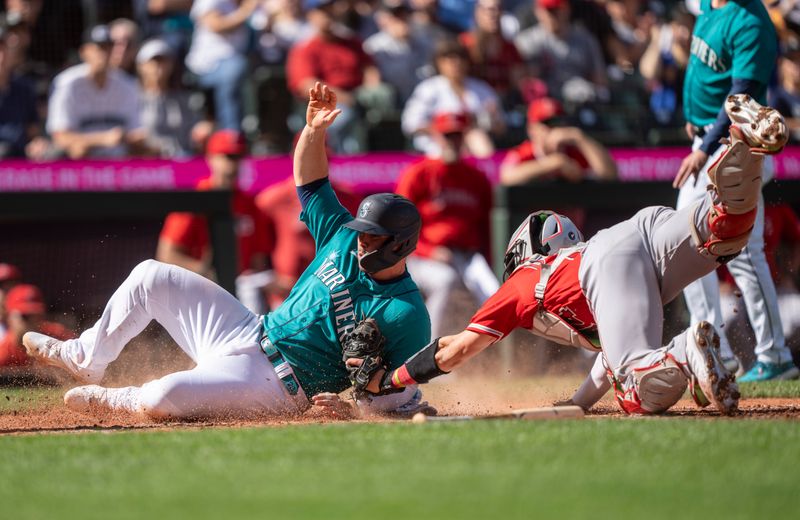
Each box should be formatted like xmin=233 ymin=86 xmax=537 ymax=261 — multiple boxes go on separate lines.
xmin=503 ymin=210 xmax=583 ymax=280
xmin=503 ymin=212 xmax=548 ymax=280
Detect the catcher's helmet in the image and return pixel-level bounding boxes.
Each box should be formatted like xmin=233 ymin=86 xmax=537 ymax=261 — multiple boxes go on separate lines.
xmin=344 ymin=193 xmax=421 ymax=273
xmin=502 ymin=211 xmax=583 ymax=280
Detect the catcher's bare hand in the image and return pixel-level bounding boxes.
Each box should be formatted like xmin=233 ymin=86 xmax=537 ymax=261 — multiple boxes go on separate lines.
xmin=306 ymin=82 xmax=342 ymax=129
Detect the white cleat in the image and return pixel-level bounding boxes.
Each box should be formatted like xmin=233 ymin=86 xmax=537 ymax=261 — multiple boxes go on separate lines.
xmin=684 ymin=322 xmax=740 ymax=415
xmin=725 ymin=94 xmax=788 ymax=154
xmin=23 ymin=332 xmax=104 ymax=385
xmin=64 ymin=385 xmax=110 ymax=414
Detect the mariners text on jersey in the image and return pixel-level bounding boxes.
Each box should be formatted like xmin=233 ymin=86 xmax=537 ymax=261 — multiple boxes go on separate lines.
xmin=690 ymin=35 xmax=726 ymax=73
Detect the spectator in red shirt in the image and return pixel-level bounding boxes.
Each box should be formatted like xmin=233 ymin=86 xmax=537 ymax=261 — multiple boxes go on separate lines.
xmin=500 ymin=97 xmax=617 ymax=185
xmin=157 ymin=130 xmax=275 ymax=313
xmin=459 ymin=0 xmax=525 ymax=103
xmin=286 ymin=0 xmax=383 ymax=153
xmin=396 ymin=112 xmax=499 ymax=337
xmin=0 ymin=284 xmax=75 ymax=368
xmin=0 ymin=263 xmax=22 ymax=339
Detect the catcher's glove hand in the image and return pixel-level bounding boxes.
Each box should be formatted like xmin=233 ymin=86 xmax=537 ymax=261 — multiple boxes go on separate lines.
xmin=342 ymin=318 xmax=386 ymax=395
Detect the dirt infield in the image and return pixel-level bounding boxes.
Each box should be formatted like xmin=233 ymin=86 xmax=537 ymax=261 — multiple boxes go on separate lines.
xmin=1 ymin=390 xmax=799 ymax=436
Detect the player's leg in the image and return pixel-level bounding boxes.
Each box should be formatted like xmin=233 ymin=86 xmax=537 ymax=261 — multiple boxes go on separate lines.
xmin=24 ymin=259 xmax=260 ymax=383
xmin=728 ymin=193 xmax=799 ymax=381
xmin=406 ymin=256 xmax=461 ymax=338
xmin=680 ymin=272 xmax=738 ymax=369
xmin=64 ymin=350 xmax=308 ymax=419
xmin=673 ymin=95 xmax=776 ymax=371
xmin=581 ymin=214 xmax=738 ymax=414
xmin=580 ymin=220 xmax=689 ymax=414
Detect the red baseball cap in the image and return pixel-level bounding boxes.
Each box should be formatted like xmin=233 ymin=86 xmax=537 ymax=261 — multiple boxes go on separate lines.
xmin=0 ymin=263 xmax=21 ymax=282
xmin=431 ymin=112 xmax=470 ymax=134
xmin=4 ymin=284 xmax=46 ymax=314
xmin=527 ymin=97 xmax=564 ymax=124
xmin=206 ymin=130 xmax=247 ymax=157
xmin=538 ymin=0 xmax=567 ymax=9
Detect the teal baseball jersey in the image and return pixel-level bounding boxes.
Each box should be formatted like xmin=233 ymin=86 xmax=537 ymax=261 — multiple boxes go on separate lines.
xmin=683 ymin=0 xmax=777 ymax=126
xmin=261 ymin=181 xmax=431 ymax=397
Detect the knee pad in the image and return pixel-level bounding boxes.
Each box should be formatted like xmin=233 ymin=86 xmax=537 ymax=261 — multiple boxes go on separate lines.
xmin=692 ymin=205 xmax=756 ymax=261
xmin=612 ymin=355 xmax=688 ymax=414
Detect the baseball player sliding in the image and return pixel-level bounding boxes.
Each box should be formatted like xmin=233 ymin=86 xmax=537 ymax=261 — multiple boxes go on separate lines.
xmin=22 ymin=83 xmax=433 ymax=420
xmin=350 ymin=95 xmax=787 ymax=416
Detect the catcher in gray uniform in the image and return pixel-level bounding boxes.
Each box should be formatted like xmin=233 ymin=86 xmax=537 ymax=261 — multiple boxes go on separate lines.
xmin=350 ymin=95 xmax=787 ymax=416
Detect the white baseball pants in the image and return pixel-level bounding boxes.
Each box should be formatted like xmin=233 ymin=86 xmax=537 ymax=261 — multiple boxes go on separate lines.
xmin=61 ymin=260 xmax=308 ymax=418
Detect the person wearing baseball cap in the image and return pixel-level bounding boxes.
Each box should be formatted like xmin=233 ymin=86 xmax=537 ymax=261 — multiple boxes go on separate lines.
xmin=136 ymin=38 xmax=210 ymax=157
xmin=0 ymin=284 xmax=74 ymax=368
xmin=157 ymin=129 xmax=274 ymax=313
xmin=46 ymin=23 xmax=148 ymax=158
xmin=499 ymin=97 xmax=616 ymax=185
xmin=396 ymin=110 xmax=499 ymax=339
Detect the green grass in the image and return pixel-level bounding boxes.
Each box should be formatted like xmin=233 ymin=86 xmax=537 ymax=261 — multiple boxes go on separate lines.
xmin=0 ymin=386 xmax=62 ymax=412
xmin=0 ymin=419 xmax=798 ymax=520
xmin=739 ymin=378 xmax=800 ymax=398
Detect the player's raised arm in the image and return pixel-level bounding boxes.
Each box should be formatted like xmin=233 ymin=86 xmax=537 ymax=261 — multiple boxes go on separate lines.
xmin=293 ymin=82 xmax=342 ymax=187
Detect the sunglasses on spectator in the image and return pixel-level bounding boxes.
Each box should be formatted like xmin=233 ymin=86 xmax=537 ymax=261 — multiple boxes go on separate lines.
xmin=540 ymin=116 xmax=569 ymax=127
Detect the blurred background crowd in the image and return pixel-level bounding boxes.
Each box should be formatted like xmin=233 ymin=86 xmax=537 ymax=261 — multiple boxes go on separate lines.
xmin=2 ymin=0 xmax=800 ymax=379
xmin=0 ymin=0 xmax=799 ymax=161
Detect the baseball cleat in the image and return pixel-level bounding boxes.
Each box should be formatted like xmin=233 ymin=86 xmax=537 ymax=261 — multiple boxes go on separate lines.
xmin=684 ymin=322 xmax=740 ymax=415
xmin=724 ymin=94 xmax=788 ymax=154
xmin=738 ymin=361 xmax=800 ymax=382
xmin=23 ymin=332 xmax=104 ymax=385
xmin=64 ymin=385 xmax=110 ymax=414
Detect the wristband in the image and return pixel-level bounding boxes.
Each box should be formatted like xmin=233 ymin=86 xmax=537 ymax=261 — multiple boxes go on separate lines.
xmin=379 ymin=338 xmax=448 ymax=391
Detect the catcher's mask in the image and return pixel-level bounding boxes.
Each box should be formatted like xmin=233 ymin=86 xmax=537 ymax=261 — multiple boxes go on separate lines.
xmin=344 ymin=193 xmax=421 ymax=273
xmin=502 ymin=210 xmax=583 ymax=280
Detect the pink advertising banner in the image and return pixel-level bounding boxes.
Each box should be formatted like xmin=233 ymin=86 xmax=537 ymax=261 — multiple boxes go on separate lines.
xmin=1 ymin=146 xmax=799 ymax=194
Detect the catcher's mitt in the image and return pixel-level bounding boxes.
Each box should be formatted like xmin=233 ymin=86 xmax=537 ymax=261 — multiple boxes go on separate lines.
xmin=342 ymin=318 xmax=386 ymax=394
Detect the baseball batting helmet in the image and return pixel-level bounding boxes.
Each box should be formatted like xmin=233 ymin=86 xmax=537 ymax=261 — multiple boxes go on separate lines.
xmin=502 ymin=211 xmax=583 ymax=280
xmin=344 ymin=193 xmax=422 ymax=273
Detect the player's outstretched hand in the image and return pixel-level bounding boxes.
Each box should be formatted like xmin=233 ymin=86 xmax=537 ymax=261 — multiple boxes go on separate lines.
xmin=311 ymin=392 xmax=358 ymax=420
xmin=306 ymin=82 xmax=342 ymax=130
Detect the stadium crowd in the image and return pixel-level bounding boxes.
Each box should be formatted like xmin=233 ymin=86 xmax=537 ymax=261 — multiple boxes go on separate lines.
xmin=3 ymin=0 xmax=799 ymax=161
xmin=1 ymin=0 xmax=800 ymax=379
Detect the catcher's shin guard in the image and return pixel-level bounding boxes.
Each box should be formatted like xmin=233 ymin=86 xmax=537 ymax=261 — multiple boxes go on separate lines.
xmin=693 ymin=96 xmax=788 ymax=260
xmin=610 ymin=354 xmax=688 ymax=414
xmin=692 ymin=131 xmax=762 ymax=259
